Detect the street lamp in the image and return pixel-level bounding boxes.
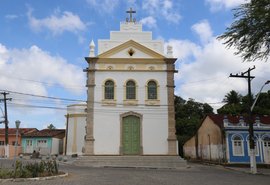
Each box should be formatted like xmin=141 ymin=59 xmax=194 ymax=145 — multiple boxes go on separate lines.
xmin=249 ymin=80 xmax=270 ymax=174
xmin=13 ymin=120 xmax=20 ymax=178
xmin=251 ymin=80 xmax=270 ymax=112
xmin=0 ymin=106 xmax=4 ymax=124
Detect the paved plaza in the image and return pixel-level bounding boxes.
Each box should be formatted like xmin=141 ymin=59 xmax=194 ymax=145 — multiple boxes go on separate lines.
xmin=1 ymin=160 xmax=270 ymax=185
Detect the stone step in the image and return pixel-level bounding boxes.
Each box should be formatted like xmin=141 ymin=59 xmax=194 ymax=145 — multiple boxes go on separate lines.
xmin=73 ymin=156 xmax=187 ymax=169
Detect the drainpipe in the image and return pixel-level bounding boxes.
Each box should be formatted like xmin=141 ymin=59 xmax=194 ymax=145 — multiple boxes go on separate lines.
xmin=64 ymin=114 xmax=69 ymax=155
xmin=208 ymin=134 xmax=211 ymax=161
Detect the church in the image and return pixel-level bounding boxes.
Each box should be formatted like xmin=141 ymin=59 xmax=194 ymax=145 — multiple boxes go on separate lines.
xmin=66 ymin=9 xmax=178 ymax=156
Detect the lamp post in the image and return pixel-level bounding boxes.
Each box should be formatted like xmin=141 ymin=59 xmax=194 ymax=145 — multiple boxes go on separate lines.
xmin=13 ymin=120 xmax=20 ymax=178
xmin=249 ymin=80 xmax=270 ymax=174
xmin=251 ymin=80 xmax=270 ymax=112
xmin=0 ymin=106 xmax=4 ymax=124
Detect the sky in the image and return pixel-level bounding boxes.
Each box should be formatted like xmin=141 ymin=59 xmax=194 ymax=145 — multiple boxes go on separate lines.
xmin=0 ymin=0 xmax=269 ymax=130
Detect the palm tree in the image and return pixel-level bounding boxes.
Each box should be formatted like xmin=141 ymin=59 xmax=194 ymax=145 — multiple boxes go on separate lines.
xmin=223 ymin=90 xmax=242 ymax=105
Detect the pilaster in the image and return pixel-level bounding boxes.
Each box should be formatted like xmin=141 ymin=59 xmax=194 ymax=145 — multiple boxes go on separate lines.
xmin=165 ymin=58 xmax=178 ymax=155
xmin=83 ymin=57 xmax=98 ymax=155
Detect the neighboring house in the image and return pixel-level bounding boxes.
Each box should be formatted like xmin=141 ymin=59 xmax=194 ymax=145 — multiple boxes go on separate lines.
xmin=184 ymin=115 xmax=270 ymax=164
xmin=0 ymin=128 xmax=37 ymax=157
xmin=22 ymin=129 xmax=65 ymax=155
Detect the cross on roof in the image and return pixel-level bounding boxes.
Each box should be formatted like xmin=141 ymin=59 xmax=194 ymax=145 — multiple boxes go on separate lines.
xmin=126 ymin=7 xmax=136 ymax=22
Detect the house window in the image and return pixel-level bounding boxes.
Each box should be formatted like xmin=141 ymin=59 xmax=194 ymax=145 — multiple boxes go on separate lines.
xmin=147 ymin=80 xmax=157 ymax=99
xmin=37 ymin=140 xmax=47 ymax=148
xmin=104 ymin=80 xmax=114 ymax=99
xmin=0 ymin=141 xmax=4 ymax=145
xmin=126 ymin=80 xmax=136 ymax=99
xmin=232 ymin=135 xmax=244 ymax=156
xmin=12 ymin=141 xmax=16 ymax=146
xmin=26 ymin=140 xmax=32 ymax=146
xmin=263 ymin=136 xmax=270 ymax=147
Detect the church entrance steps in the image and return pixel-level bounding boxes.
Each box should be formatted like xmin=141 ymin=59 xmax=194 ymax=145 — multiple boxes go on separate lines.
xmin=73 ymin=156 xmax=187 ymax=169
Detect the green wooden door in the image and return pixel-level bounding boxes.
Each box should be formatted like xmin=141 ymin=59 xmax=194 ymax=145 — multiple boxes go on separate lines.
xmin=123 ymin=116 xmax=140 ymax=155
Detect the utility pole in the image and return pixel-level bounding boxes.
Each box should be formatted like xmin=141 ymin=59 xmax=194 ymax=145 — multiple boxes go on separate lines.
xmin=0 ymin=92 xmax=12 ymax=146
xmin=229 ymin=66 xmax=256 ymax=174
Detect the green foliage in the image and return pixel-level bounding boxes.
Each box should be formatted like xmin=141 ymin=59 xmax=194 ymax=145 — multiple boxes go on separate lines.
xmin=174 ymin=96 xmax=214 ymax=157
xmin=218 ymin=90 xmax=270 ymax=115
xmin=0 ymin=160 xmax=59 ymax=179
xmin=0 ymin=169 xmax=13 ymax=179
xmin=47 ymin=124 xmax=56 ymax=129
xmin=218 ymin=0 xmax=270 ymax=61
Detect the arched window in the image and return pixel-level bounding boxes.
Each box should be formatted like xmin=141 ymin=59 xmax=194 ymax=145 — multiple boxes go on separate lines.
xmin=147 ymin=80 xmax=157 ymax=99
xmin=126 ymin=80 xmax=136 ymax=99
xmin=104 ymin=80 xmax=114 ymax=99
xmin=232 ymin=135 xmax=244 ymax=156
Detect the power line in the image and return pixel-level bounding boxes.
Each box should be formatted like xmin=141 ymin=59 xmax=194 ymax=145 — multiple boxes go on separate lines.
xmin=0 ymin=89 xmax=85 ymax=102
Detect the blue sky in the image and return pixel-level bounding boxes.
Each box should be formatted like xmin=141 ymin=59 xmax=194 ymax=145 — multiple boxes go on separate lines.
xmin=0 ymin=0 xmax=269 ymax=129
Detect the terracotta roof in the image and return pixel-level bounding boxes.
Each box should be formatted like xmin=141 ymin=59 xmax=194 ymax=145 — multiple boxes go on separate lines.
xmin=207 ymin=114 xmax=270 ymax=128
xmin=0 ymin=128 xmax=37 ymax=135
xmin=23 ymin=129 xmax=65 ymax=137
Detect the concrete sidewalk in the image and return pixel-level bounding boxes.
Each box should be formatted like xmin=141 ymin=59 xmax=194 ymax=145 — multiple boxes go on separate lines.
xmin=225 ymin=166 xmax=270 ymax=175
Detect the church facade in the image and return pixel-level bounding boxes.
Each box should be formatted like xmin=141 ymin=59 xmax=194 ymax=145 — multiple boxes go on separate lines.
xmin=82 ymin=11 xmax=178 ymax=156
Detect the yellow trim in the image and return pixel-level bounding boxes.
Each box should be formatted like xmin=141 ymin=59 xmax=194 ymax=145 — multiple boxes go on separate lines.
xmin=67 ymin=114 xmax=87 ymax=118
xmin=72 ymin=117 xmax=77 ymax=153
xmin=67 ymin=104 xmax=87 ymax=107
xmin=98 ymin=40 xmax=165 ymax=59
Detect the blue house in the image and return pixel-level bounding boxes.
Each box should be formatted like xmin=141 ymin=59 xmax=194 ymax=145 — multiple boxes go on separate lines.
xmin=184 ymin=115 xmax=270 ymax=164
xmin=22 ymin=129 xmax=65 ymax=155
xmin=224 ymin=116 xmax=270 ymax=163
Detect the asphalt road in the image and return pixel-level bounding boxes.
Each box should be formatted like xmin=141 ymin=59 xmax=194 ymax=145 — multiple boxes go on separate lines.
xmin=1 ymin=162 xmax=270 ymax=185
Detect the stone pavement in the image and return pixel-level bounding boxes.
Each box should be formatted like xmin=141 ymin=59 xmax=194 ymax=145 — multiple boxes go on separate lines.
xmin=1 ymin=160 xmax=270 ymax=185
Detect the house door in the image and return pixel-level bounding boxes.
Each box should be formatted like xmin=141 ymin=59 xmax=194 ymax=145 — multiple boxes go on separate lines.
xmin=26 ymin=140 xmax=33 ymax=153
xmin=263 ymin=137 xmax=270 ymax=164
xmin=122 ymin=115 xmax=140 ymax=155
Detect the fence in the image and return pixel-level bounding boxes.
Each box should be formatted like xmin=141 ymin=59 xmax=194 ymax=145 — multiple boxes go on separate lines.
xmin=0 ymin=145 xmax=23 ymax=159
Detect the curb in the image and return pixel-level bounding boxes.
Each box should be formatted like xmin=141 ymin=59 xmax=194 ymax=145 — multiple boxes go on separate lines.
xmin=0 ymin=172 xmax=68 ymax=183
xmin=224 ymin=167 xmax=270 ymax=176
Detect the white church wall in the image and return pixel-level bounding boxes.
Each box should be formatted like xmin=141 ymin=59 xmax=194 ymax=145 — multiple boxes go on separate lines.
xmin=93 ymin=71 xmax=169 ymax=155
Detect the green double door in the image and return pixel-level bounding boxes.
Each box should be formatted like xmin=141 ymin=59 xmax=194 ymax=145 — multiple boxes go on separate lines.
xmin=123 ymin=115 xmax=140 ymax=155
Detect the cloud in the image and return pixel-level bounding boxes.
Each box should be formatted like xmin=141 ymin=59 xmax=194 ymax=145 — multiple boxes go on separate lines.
xmin=140 ymin=16 xmax=157 ymax=28
xmin=5 ymin=14 xmax=19 ymax=20
xmin=191 ymin=20 xmax=213 ymax=44
xmin=205 ymin=0 xmax=250 ymax=12
xmin=142 ymin=0 xmax=181 ymax=24
xmin=86 ymin=0 xmax=120 ymax=13
xmin=0 ymin=43 xmax=85 ymax=97
xmin=166 ymin=22 xmax=270 ymax=110
xmin=27 ymin=8 xmax=87 ymax=35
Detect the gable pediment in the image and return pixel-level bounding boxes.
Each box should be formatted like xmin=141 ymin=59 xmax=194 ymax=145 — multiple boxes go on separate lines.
xmin=98 ymin=40 xmax=165 ymax=59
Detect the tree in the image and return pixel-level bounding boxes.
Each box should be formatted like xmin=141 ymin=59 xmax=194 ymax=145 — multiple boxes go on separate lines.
xmin=223 ymin=90 xmax=242 ymax=104
xmin=217 ymin=89 xmax=270 ymax=115
xmin=47 ymin=124 xmax=56 ymax=129
xmin=218 ymin=0 xmax=270 ymax=61
xmin=174 ymin=96 xmax=214 ymax=157
xmin=252 ymin=90 xmax=270 ymax=115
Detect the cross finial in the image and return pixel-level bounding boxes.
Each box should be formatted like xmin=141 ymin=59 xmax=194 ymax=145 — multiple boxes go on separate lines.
xmin=126 ymin=7 xmax=136 ymax=22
